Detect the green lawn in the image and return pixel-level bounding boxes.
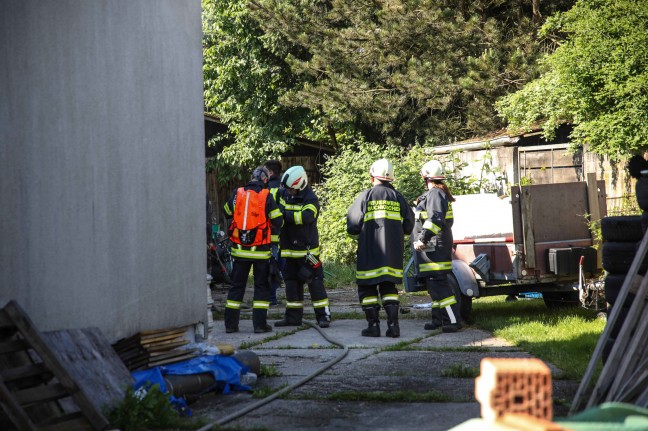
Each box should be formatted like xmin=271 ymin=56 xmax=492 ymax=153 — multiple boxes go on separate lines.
xmin=472 ymin=296 xmax=606 ymax=380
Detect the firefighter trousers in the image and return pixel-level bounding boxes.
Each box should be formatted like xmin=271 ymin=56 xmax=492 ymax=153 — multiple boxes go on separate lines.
xmin=224 ymin=258 xmax=271 ymax=330
xmin=425 ymin=272 xmax=461 ymax=327
xmin=357 ymin=282 xmax=400 ymax=308
xmin=282 ymin=257 xmax=330 ymax=323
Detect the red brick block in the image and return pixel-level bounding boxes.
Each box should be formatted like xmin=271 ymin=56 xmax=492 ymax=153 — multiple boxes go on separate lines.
xmin=475 ymin=358 xmax=553 ymax=422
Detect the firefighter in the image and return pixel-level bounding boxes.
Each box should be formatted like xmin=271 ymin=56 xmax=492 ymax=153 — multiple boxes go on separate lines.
xmin=223 ymin=166 xmax=283 ymax=333
xmin=274 ymin=166 xmax=331 ymax=328
xmin=347 ymin=159 xmax=415 ymax=337
xmin=264 ymin=159 xmax=284 ymax=305
xmin=413 ymin=160 xmax=462 ymax=333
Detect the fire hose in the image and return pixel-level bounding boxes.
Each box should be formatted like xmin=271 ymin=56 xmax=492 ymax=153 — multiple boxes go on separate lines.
xmin=195 ymin=321 xmax=349 ymax=431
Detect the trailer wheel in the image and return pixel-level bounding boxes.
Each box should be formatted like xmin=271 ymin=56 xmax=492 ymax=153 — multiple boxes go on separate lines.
xmin=543 ymin=290 xmax=579 ymax=309
xmin=600 ymin=216 xmax=643 ymax=242
xmin=448 ymin=273 xmax=473 ymax=324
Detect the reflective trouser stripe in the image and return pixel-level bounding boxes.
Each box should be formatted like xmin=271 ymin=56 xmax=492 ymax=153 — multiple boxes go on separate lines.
xmin=438 ymin=295 xmax=457 ymax=307
xmin=226 ymin=300 xmax=241 ymax=309
xmin=382 ymin=294 xmax=399 ymax=303
xmin=253 ymin=301 xmax=270 ymax=310
xmin=312 ymin=299 xmax=329 ymax=308
xmin=286 ymin=301 xmax=304 ymax=309
xmin=362 ymin=296 xmax=379 ymax=306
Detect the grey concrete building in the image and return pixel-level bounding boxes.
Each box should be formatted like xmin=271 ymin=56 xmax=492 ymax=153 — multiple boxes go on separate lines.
xmin=0 ymin=1 xmax=207 ymax=341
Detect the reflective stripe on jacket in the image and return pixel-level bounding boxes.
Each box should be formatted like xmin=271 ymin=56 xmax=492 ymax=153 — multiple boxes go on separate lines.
xmin=278 ymin=185 xmax=321 ymax=258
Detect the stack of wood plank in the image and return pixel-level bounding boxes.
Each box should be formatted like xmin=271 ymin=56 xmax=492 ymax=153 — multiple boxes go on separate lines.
xmin=112 ymin=327 xmax=198 ymax=371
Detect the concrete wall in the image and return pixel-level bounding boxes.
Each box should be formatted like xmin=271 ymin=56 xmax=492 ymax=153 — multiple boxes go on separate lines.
xmin=0 ymin=1 xmax=206 ymax=342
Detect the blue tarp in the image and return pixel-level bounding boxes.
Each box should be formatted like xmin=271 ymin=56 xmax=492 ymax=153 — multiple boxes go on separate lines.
xmin=131 ymin=354 xmax=251 ymax=416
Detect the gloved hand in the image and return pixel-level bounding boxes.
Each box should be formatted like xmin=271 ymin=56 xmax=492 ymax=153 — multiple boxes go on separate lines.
xmin=414 ymin=240 xmax=426 ymax=252
xmin=271 ymin=243 xmax=279 ymax=260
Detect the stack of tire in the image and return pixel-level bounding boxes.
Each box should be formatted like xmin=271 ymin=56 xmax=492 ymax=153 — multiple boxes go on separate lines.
xmin=601 ymin=215 xmax=646 ymax=362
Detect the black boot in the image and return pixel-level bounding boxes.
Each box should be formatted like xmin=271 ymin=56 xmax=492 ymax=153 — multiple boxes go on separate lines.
xmin=252 ymin=308 xmax=272 ymax=333
xmin=383 ymin=302 xmax=400 ymax=338
xmin=441 ymin=301 xmax=463 ymax=333
xmin=224 ymin=308 xmax=240 ymax=333
xmin=314 ymin=307 xmax=331 ymax=328
xmin=275 ymin=307 xmax=303 ymax=327
xmin=361 ymin=305 xmax=380 ymax=337
xmin=424 ymin=308 xmax=442 ymax=331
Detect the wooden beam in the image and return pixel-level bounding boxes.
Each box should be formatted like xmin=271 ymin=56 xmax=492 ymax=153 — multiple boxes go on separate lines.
xmin=521 ymin=187 xmax=536 ymax=269
xmin=586 ymin=172 xmax=603 ymax=268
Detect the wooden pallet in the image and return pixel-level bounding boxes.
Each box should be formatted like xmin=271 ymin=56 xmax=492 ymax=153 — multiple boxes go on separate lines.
xmin=0 ymin=300 xmax=109 ymax=431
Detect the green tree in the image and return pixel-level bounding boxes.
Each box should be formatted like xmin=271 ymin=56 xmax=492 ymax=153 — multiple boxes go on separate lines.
xmin=249 ymin=0 xmax=575 ymax=147
xmin=202 ymin=0 xmax=317 ymax=180
xmin=496 ymin=0 xmax=648 ymax=159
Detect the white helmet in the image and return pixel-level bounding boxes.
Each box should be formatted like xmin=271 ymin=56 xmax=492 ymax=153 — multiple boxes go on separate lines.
xmin=420 ymin=160 xmax=445 ymax=180
xmin=281 ymin=165 xmax=308 ymax=190
xmin=369 ymin=158 xmax=395 ymax=182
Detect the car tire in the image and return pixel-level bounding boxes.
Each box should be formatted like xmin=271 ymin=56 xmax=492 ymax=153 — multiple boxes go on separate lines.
xmin=604 ymin=273 xmax=638 ymax=306
xmin=600 ymin=216 xmax=643 ymax=242
xmin=602 ymin=241 xmax=648 ymax=274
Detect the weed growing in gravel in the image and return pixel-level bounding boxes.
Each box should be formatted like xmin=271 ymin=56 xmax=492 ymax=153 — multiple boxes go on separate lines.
xmin=377 ymin=337 xmax=426 ymax=352
xmin=253 ymin=384 xmax=288 ymax=399
xmin=441 ymin=363 xmax=479 ymax=378
xmin=239 ymin=327 xmax=305 ymax=349
xmin=259 ymin=364 xmax=282 ymax=377
xmin=324 ymin=390 xmax=454 ymax=403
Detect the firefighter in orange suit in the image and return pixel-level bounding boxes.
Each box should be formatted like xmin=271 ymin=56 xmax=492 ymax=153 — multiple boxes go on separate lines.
xmin=223 ymin=166 xmax=283 ymax=333
xmin=413 ymin=160 xmax=461 ymax=333
xmin=347 ymin=159 xmax=415 ymax=337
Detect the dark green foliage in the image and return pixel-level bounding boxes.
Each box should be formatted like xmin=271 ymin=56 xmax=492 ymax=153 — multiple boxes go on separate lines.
xmin=248 ymin=0 xmax=574 ymax=146
xmin=203 ymin=0 xmax=576 ymax=173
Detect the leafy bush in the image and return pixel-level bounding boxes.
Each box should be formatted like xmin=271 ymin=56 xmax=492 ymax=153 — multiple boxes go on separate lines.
xmin=107 ymin=384 xmax=185 ymax=431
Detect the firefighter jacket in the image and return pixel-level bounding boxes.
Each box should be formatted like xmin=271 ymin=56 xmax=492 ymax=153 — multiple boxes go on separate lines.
xmin=346 ymin=183 xmax=415 ymax=285
xmin=223 ymin=180 xmax=283 ymax=260
xmin=278 ymin=185 xmax=320 ymax=258
xmin=268 ymin=175 xmax=281 ymax=201
xmin=268 ymin=175 xmax=282 ymax=244
xmin=412 ymin=187 xmax=454 ymax=275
